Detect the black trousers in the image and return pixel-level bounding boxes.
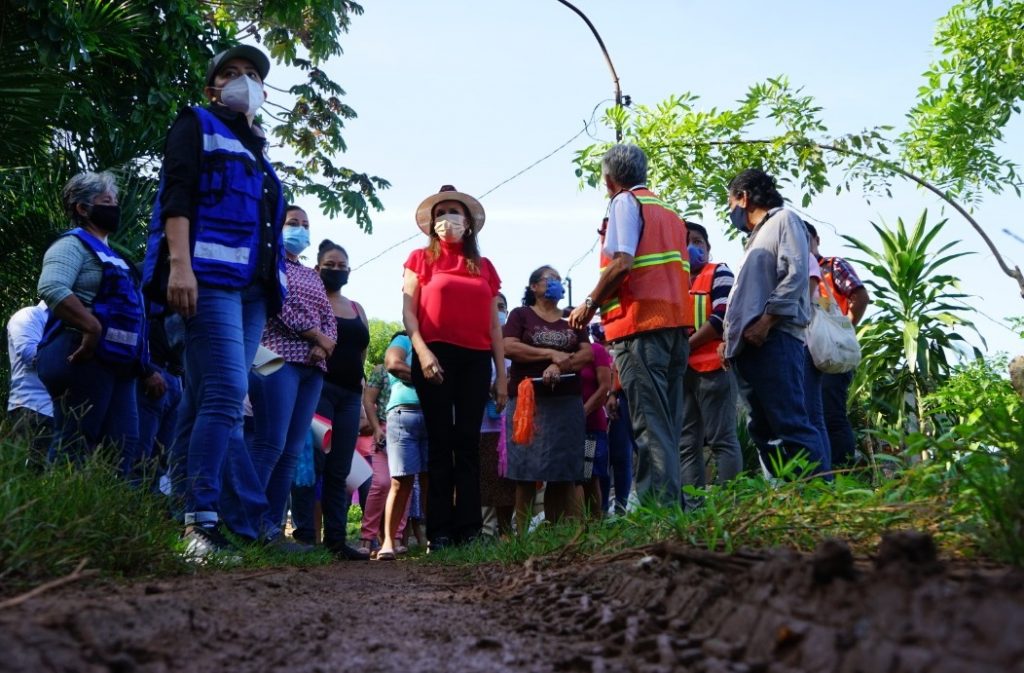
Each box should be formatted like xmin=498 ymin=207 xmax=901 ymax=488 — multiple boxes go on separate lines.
xmin=412 ymin=342 xmax=491 ymax=544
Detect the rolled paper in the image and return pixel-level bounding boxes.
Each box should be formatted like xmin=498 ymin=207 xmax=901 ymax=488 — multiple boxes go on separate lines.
xmin=252 ymin=345 xmax=285 ymax=376
xmin=311 ymin=413 xmax=333 ymax=452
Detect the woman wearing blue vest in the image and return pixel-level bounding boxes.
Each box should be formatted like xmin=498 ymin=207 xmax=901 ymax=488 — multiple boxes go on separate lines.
xmin=37 ymin=171 xmax=159 ymax=472
xmin=142 ymin=46 xmax=288 ymax=557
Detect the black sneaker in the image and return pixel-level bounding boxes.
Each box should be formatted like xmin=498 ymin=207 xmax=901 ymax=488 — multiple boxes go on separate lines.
xmin=427 ymin=536 xmax=453 ymax=554
xmin=182 ymin=523 xmax=240 ymax=564
xmin=325 ymin=541 xmax=370 ymax=561
xmin=263 ymin=535 xmax=315 ymax=554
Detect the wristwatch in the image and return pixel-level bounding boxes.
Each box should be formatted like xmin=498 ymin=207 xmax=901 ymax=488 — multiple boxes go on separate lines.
xmin=584 ymin=296 xmax=595 ymax=310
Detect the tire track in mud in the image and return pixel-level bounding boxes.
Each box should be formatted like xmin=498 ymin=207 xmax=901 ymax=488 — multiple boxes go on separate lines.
xmin=2 ymin=532 xmax=1023 ymax=673
xmin=482 ymin=532 xmax=1024 ymax=673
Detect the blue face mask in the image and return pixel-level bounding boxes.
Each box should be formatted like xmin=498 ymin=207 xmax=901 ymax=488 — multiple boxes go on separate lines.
xmin=283 ymin=226 xmax=310 ymax=255
xmin=687 ymin=244 xmax=706 ymax=272
xmin=498 ymin=310 xmax=508 ymax=326
xmin=544 ymin=279 xmax=565 ymax=302
xmin=729 ymin=204 xmax=749 ymax=233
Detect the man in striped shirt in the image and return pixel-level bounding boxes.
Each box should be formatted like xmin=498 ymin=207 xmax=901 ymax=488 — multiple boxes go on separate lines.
xmin=679 ymin=222 xmax=742 ymax=509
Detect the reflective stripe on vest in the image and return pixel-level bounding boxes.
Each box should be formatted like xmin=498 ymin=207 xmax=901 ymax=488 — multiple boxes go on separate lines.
xmin=688 ymin=262 xmax=724 ymax=372
xmin=67 ymin=228 xmax=146 ymax=366
xmin=598 ymin=187 xmax=692 ymax=341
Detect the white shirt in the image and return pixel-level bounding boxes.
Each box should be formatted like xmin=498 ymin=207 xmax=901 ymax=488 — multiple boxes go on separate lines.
xmin=602 ymin=185 xmax=645 ymax=258
xmin=6 ymin=302 xmax=54 ymax=416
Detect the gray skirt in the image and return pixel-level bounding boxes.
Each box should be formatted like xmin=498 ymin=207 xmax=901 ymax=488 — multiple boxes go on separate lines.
xmin=505 ymin=394 xmax=585 ymax=483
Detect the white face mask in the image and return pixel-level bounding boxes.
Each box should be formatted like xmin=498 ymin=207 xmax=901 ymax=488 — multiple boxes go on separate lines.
xmin=434 ymin=213 xmax=467 ymax=242
xmin=219 ymin=76 xmax=265 ymax=116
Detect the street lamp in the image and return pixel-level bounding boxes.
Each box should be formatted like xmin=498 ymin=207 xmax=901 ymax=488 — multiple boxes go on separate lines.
xmin=554 ymin=0 xmax=628 ymax=141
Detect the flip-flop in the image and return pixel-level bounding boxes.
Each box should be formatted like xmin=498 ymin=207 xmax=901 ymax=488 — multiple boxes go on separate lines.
xmin=375 ymin=549 xmax=396 ymax=561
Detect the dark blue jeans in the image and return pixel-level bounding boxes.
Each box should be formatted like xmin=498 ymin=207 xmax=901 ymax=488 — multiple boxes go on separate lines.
xmin=247 ymin=362 xmax=324 ymax=538
xmin=412 ymin=342 xmax=491 ymax=545
xmin=732 ymin=330 xmax=825 ymax=476
xmin=803 ymin=348 xmax=832 ymax=475
xmin=136 ymin=368 xmax=182 ymax=488
xmin=36 ymin=329 xmax=139 ymax=474
xmin=175 ymin=285 xmax=269 ymax=538
xmin=822 ymin=370 xmax=857 ymax=467
xmin=602 ymin=390 xmax=635 ymax=514
xmin=319 ymin=380 xmax=362 ymax=549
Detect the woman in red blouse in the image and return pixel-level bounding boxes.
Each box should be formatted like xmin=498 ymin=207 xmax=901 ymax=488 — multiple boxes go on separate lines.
xmin=402 ymin=185 xmax=508 ymax=551
xmin=245 ymin=205 xmax=336 ymax=546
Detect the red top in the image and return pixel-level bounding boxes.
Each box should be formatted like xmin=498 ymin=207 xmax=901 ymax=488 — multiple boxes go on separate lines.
xmin=405 ymin=241 xmax=501 ymax=351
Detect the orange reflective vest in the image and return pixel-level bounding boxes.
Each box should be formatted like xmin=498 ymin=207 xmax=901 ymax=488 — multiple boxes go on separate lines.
xmin=598 ymin=188 xmax=692 ymax=342
xmin=688 ymin=262 xmax=725 ymax=372
xmin=818 ymin=257 xmax=850 ymax=316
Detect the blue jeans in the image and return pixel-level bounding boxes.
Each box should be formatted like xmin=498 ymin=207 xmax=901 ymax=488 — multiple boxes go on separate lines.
xmin=602 ymin=390 xmax=635 ymax=513
xmin=174 ymin=285 xmax=269 ymax=538
xmin=247 ymin=362 xmax=324 ymax=538
xmin=822 ymin=370 xmax=857 ymax=467
xmin=803 ymin=348 xmax=832 ymax=475
xmin=318 ymin=380 xmax=362 ymax=549
xmin=36 ymin=329 xmax=139 ymax=475
xmin=610 ymin=327 xmax=689 ymax=507
xmin=136 ymin=368 xmax=182 ymax=488
xmin=732 ymin=330 xmax=825 ymax=476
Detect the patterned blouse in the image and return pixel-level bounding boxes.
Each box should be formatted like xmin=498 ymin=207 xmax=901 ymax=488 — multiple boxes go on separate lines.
xmin=261 ymin=259 xmax=337 ymax=370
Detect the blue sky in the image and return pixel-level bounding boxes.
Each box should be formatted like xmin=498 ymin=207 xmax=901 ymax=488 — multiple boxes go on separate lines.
xmin=275 ymin=1 xmax=1023 ymax=357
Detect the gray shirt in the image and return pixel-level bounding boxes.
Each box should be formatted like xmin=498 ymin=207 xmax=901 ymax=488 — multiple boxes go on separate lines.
xmin=723 ymin=207 xmax=810 ymax=359
xmin=37 ymin=233 xmax=104 ymax=310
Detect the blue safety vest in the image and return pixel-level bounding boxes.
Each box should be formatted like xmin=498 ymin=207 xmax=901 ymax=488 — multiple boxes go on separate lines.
xmin=143 ymin=106 xmax=287 ymax=305
xmin=50 ymin=228 xmax=148 ymax=367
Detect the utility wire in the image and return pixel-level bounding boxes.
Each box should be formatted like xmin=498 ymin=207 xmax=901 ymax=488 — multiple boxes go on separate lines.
xmin=354 ymin=104 xmax=605 ymax=271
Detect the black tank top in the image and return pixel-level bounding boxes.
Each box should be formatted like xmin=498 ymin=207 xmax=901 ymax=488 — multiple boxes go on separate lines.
xmin=325 ymin=313 xmax=369 ymax=391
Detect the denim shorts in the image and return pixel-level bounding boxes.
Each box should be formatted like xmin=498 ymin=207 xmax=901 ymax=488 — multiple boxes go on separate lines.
xmin=385 ymin=406 xmax=428 ymax=477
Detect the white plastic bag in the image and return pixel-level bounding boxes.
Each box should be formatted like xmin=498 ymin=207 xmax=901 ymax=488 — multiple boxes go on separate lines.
xmin=806 ymin=283 xmax=861 ymax=374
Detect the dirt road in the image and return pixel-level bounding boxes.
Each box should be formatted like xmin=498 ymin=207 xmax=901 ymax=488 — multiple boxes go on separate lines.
xmin=2 ymin=533 xmax=1022 ymax=672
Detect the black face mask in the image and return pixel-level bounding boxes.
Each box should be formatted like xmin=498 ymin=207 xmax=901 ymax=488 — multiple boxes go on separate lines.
xmin=89 ymin=204 xmax=121 ymax=234
xmin=320 ymin=268 xmax=349 ymax=292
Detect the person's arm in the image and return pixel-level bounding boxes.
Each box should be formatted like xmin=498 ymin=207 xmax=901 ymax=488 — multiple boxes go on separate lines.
xmin=847 ymin=287 xmax=870 ymax=325
xmin=355 ymin=301 xmax=369 ymax=371
xmin=489 ymin=295 xmax=508 ymax=412
xmin=584 ymin=364 xmax=613 ymax=418
xmin=385 ymin=344 xmax=412 ymax=382
xmin=362 ymin=383 xmax=383 ymax=445
xmin=402 ymin=267 xmax=443 ymax=383
xmin=38 ymin=239 xmax=103 ymax=363
xmin=691 ymin=265 xmax=733 ymax=350
xmin=158 ymin=113 xmax=203 ymax=319
xmin=744 ymin=214 xmax=807 ymax=346
xmin=503 ymin=337 xmax=567 ymax=364
xmin=569 ymin=193 xmax=640 ymax=329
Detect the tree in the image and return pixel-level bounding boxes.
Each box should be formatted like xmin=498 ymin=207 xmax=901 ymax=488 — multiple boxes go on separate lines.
xmin=0 ymin=0 xmax=387 ymax=409
xmin=364 ymin=318 xmax=404 ymax=379
xmin=901 ymin=0 xmax=1024 ymax=201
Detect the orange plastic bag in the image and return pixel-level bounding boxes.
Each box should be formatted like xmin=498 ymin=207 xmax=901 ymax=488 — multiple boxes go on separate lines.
xmin=512 ymin=377 xmax=536 ymax=445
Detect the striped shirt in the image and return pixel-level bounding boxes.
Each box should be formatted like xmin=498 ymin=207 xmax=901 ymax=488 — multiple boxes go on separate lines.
xmin=261 ymin=259 xmax=337 ymax=370
xmin=705 ymin=263 xmax=734 ymax=335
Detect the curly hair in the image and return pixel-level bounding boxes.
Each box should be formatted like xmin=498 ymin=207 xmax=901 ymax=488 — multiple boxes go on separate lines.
xmin=727 ymin=168 xmax=784 ymax=210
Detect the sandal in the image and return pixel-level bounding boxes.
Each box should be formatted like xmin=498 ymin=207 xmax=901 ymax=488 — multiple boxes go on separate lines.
xmin=375 ymin=549 xmax=396 ymax=561
xmin=395 ymin=544 xmax=409 ymax=555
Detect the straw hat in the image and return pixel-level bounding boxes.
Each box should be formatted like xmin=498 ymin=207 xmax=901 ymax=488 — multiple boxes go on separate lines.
xmin=414 ymin=185 xmax=486 ymax=235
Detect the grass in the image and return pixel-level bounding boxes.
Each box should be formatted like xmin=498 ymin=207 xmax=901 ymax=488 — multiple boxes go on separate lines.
xmin=0 ymin=425 xmax=188 ymax=591
xmin=427 ymin=458 xmax=991 ymax=568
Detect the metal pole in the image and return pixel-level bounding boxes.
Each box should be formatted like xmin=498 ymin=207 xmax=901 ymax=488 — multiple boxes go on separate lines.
xmin=554 ymin=0 xmax=624 ymax=141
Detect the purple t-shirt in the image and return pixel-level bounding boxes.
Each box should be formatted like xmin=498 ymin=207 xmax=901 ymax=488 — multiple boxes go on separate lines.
xmin=579 ymin=342 xmax=612 ymax=432
xmin=503 ymin=306 xmax=588 ymax=398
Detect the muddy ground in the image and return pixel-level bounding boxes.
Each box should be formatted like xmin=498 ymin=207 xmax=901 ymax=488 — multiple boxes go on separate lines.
xmin=1 ymin=532 xmax=1022 ymax=672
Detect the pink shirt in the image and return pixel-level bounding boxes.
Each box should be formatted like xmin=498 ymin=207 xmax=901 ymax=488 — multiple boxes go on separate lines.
xmin=580 ymin=342 xmax=612 ymax=432
xmin=262 ymin=259 xmax=337 ymax=370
